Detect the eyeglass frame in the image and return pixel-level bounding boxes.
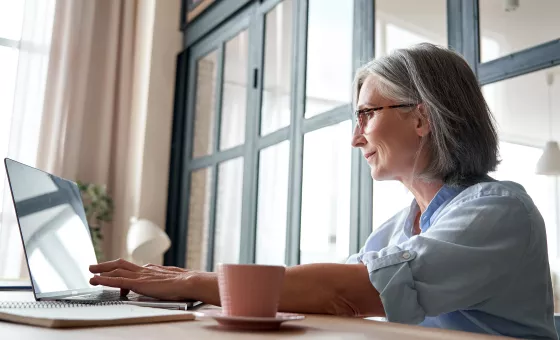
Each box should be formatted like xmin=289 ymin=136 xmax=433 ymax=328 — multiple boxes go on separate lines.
xmin=354 ymin=103 xmax=418 ymax=129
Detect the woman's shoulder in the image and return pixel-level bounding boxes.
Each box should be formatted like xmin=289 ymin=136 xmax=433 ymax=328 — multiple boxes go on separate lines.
xmin=450 ymin=179 xmax=539 ymax=218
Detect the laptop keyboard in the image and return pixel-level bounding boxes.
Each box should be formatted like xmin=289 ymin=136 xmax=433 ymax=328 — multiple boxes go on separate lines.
xmin=65 ymin=290 xmax=140 ymax=302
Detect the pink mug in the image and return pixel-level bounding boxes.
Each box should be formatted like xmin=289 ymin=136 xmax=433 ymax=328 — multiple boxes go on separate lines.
xmin=217 ymin=264 xmax=286 ymax=317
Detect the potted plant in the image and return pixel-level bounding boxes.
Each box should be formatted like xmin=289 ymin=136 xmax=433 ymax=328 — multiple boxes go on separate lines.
xmin=77 ymin=181 xmax=114 ymax=262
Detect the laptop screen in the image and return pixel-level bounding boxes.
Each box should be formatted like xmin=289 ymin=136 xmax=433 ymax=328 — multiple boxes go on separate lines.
xmin=4 ymin=159 xmax=100 ymax=298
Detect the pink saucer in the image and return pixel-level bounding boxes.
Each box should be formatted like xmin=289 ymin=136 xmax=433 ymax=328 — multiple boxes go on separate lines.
xmin=202 ymin=310 xmax=305 ymax=330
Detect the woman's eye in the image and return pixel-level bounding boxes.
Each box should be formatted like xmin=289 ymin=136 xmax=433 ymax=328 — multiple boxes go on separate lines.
xmin=364 ymin=110 xmax=375 ymax=118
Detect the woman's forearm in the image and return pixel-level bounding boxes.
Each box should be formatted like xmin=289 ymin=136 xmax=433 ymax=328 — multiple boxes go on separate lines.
xmin=191 ymin=263 xmax=384 ymax=317
xmin=279 ymin=263 xmax=384 ymax=316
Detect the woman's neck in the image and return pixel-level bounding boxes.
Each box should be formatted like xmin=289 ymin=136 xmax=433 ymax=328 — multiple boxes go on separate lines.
xmin=401 ymin=178 xmax=444 ymax=214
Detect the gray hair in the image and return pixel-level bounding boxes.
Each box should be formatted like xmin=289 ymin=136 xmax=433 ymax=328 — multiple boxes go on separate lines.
xmin=353 ymin=43 xmax=499 ymax=187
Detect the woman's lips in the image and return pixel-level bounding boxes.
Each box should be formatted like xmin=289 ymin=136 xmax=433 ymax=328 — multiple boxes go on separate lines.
xmin=364 ymin=151 xmax=376 ymax=161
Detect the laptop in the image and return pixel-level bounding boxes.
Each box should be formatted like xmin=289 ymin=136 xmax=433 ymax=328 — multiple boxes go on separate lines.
xmin=4 ymin=158 xmax=200 ymax=309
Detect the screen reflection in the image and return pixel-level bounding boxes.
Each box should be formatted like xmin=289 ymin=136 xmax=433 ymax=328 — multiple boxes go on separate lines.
xmin=5 ymin=159 xmax=98 ymax=294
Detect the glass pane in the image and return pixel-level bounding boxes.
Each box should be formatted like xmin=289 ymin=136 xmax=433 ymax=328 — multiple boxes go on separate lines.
xmin=256 ymin=141 xmax=290 ymax=265
xmin=300 ymin=121 xmax=352 ymax=264
xmin=305 ymin=0 xmax=353 ymax=118
xmin=0 ymin=0 xmax=25 ymax=40
xmin=372 ymin=181 xmax=413 ymax=231
xmin=375 ymin=0 xmax=447 ymax=59
xmin=489 ymin=142 xmax=557 ymax=260
xmin=482 ymin=69 xmax=560 ymax=262
xmin=186 ymin=168 xmax=213 ymax=270
xmin=260 ymin=0 xmax=293 ymax=136
xmin=0 ymin=46 xmax=19 ymax=166
xmin=482 ymin=66 xmax=560 ymax=146
xmin=192 ymin=51 xmax=218 ymax=158
xmin=220 ymin=30 xmax=248 ymax=150
xmin=480 ymin=0 xmax=560 ymax=62
xmin=213 ymin=157 xmax=244 ymax=266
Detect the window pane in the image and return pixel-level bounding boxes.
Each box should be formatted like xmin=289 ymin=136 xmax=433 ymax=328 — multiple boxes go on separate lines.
xmin=480 ymin=0 xmax=560 ymax=62
xmin=489 ymin=142 xmax=557 ymax=261
xmin=0 ymin=46 xmax=18 ymax=161
xmin=213 ymin=157 xmax=244 ymax=266
xmin=0 ymin=0 xmax=25 ymax=40
xmin=305 ymin=0 xmax=353 ymax=118
xmin=372 ymin=181 xmax=413 ymax=231
xmin=256 ymin=141 xmax=290 ymax=265
xmin=260 ymin=0 xmax=293 ymax=136
xmin=220 ymin=30 xmax=248 ymax=150
xmin=375 ymin=0 xmax=447 ymax=59
xmin=186 ymin=168 xmax=212 ymax=270
xmin=300 ymin=121 xmax=352 ymax=264
xmin=482 ymin=65 xmax=560 ymax=146
xmin=482 ymin=68 xmax=560 ymax=264
xmin=192 ymin=51 xmax=217 ymax=158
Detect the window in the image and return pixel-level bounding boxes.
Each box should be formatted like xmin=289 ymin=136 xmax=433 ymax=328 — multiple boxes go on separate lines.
xmin=176 ymin=0 xmax=358 ymax=268
xmin=0 ymin=0 xmax=26 ymax=279
xmin=483 ymin=66 xmax=560 ymax=264
xmin=305 ymin=0 xmax=353 ymax=118
xmin=371 ymin=0 xmax=447 ymax=230
xmin=172 ymin=0 xmax=560 ymax=271
xmin=0 ymin=0 xmax=55 ymax=279
xmin=375 ymin=0 xmax=447 ymax=58
xmin=479 ymin=0 xmax=560 ymax=62
xmin=0 ymin=0 xmax=25 ymax=199
xmin=490 ymin=142 xmax=558 ymax=261
xmin=300 ymin=121 xmax=352 ymax=264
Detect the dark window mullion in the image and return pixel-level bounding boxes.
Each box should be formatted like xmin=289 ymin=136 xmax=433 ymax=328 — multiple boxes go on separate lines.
xmin=188 ymin=145 xmax=245 ymax=171
xmin=357 ymin=0 xmax=375 ymax=249
xmin=447 ymin=0 xmax=463 ymax=53
xmin=239 ymin=4 xmax=263 ymax=264
xmin=350 ymin=0 xmax=375 ymax=255
xmin=212 ymin=44 xmax=225 ymax=153
xmin=478 ymin=40 xmax=560 ymax=85
xmin=285 ymin=0 xmax=308 ymax=266
xmin=206 ymin=41 xmax=225 ymax=270
xmin=462 ymin=0 xmax=479 ymax=73
xmin=171 ymin=54 xmax=199 ymax=268
xmin=301 ymin=104 xmax=352 ymax=134
xmin=256 ymin=126 xmax=290 ymax=150
xmin=206 ymin=164 xmax=219 ymax=271
xmin=164 ymin=50 xmax=187 ymax=266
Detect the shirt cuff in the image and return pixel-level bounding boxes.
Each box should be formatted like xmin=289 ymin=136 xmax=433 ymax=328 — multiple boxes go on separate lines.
xmin=359 ymin=246 xmax=426 ymax=324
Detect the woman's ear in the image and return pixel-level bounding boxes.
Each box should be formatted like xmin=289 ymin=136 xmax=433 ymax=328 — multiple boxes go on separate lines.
xmin=415 ymin=103 xmax=430 ymax=137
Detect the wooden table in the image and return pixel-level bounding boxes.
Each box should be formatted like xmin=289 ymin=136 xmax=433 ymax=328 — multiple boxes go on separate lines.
xmin=0 ymin=291 xmax=512 ymax=339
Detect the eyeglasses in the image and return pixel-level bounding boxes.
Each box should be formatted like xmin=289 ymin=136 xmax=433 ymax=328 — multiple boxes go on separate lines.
xmin=354 ymin=103 xmax=417 ymax=129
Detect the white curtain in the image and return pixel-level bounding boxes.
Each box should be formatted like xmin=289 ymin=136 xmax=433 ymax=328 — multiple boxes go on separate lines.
xmin=0 ymin=0 xmax=56 ymax=279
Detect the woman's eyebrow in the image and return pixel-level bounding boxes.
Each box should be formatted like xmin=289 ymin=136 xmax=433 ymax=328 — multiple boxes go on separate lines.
xmin=357 ymin=103 xmax=379 ymax=110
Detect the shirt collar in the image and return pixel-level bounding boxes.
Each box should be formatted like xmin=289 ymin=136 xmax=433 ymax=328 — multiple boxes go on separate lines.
xmin=404 ymin=185 xmax=465 ymax=237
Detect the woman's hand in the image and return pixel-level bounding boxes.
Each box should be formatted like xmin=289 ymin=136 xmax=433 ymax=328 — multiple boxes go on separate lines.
xmin=89 ymin=258 xmax=218 ymax=303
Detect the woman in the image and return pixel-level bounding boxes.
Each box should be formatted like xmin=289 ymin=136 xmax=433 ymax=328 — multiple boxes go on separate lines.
xmin=90 ymin=43 xmax=557 ymax=339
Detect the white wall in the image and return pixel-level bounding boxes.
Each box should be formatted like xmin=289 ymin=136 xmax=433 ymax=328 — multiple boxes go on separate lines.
xmin=130 ymin=0 xmax=182 ymax=263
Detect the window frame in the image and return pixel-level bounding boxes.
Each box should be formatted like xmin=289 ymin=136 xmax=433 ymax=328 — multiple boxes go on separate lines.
xmin=166 ymin=0 xmax=560 ymax=268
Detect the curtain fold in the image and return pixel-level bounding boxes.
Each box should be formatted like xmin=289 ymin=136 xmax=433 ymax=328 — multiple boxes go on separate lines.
xmin=36 ymin=0 xmax=146 ymax=262
xmin=1 ymin=0 xmax=152 ymax=279
xmin=0 ymin=0 xmax=56 ymax=279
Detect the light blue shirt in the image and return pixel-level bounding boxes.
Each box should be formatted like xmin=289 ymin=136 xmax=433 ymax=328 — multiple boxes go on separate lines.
xmin=347 ymin=180 xmax=557 ymax=339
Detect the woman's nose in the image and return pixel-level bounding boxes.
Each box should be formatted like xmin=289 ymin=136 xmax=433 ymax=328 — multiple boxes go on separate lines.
xmin=351 ymin=125 xmax=366 ymax=148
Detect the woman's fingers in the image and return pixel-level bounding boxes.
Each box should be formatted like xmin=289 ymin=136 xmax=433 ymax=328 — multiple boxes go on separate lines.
xmin=99 ymin=268 xmax=138 ymax=279
xmin=89 ymin=275 xmax=135 ymax=290
xmin=90 ymin=258 xmax=142 ymax=274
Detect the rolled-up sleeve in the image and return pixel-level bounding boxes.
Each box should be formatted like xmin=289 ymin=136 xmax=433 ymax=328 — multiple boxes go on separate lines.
xmin=358 ymin=195 xmax=532 ymax=324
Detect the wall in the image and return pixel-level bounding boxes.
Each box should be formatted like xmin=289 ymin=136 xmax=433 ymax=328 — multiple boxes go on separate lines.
xmin=112 ymin=0 xmax=182 ymax=263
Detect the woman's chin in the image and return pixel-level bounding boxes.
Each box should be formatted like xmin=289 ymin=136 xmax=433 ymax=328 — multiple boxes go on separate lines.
xmin=370 ymin=167 xmax=392 ymax=181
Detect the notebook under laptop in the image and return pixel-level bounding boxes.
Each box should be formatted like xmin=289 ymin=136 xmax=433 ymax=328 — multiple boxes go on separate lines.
xmin=3 ymin=158 xmax=200 ymax=309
